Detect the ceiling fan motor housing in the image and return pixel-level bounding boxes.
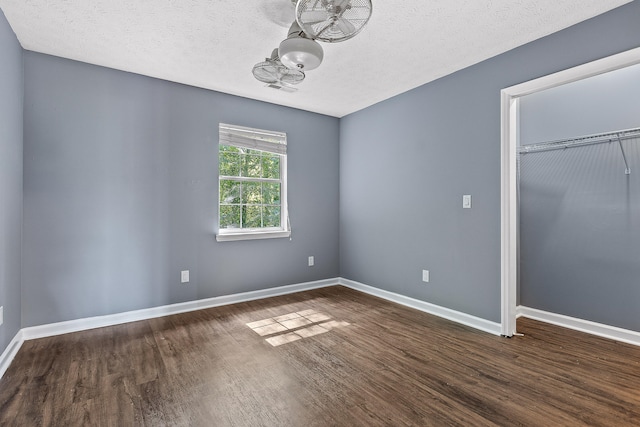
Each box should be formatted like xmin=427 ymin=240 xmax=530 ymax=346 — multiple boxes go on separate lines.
xmin=278 ymin=21 xmax=324 ymax=71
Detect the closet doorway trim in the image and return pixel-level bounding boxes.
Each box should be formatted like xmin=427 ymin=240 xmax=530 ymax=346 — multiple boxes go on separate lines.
xmin=499 ymin=47 xmax=640 ymax=337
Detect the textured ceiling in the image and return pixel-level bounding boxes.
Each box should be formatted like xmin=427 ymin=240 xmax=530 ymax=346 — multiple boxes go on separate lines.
xmin=0 ymin=0 xmax=632 ymax=117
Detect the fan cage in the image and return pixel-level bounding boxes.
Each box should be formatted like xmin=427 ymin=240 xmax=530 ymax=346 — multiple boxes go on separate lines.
xmin=296 ymin=0 xmax=372 ymax=43
xmin=252 ymin=59 xmax=305 ymax=86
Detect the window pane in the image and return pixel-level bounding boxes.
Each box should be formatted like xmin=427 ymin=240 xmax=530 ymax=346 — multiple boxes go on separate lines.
xmin=243 ymin=205 xmax=262 ymax=228
xmin=262 ymin=182 xmax=281 ymax=205
xmin=219 ymin=152 xmax=240 ymax=176
xmin=263 ymin=206 xmax=281 ymax=228
xmin=242 ymin=153 xmax=262 ymax=178
xmin=242 ymin=182 xmax=261 ymax=205
xmin=220 ymin=179 xmax=241 ymax=204
xmin=220 ymin=205 xmax=241 ymax=229
xmin=262 ymin=155 xmax=280 ymax=179
xmin=219 ymin=145 xmax=241 ymax=154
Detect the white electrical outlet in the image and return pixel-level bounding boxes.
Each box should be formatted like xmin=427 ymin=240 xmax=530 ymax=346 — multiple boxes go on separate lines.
xmin=422 ymin=270 xmax=430 ymax=283
xmin=463 ymin=194 xmax=472 ymax=209
xmin=181 ymin=270 xmax=190 ymax=283
xmin=0 ymin=306 xmax=3 ymax=326
xmin=308 ymin=256 xmax=315 ymax=267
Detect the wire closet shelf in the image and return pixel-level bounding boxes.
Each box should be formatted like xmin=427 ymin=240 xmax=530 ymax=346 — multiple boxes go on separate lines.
xmin=517 ymin=126 xmax=640 ymax=175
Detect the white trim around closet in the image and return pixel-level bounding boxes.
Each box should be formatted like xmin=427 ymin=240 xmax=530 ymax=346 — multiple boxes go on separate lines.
xmin=500 ymin=46 xmax=640 ymax=338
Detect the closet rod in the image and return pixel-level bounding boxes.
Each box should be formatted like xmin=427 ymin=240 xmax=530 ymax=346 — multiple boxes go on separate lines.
xmin=518 ymin=126 xmax=640 ymax=155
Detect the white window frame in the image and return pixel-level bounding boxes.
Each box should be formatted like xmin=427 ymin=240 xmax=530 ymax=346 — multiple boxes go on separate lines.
xmin=216 ymin=123 xmax=290 ymax=242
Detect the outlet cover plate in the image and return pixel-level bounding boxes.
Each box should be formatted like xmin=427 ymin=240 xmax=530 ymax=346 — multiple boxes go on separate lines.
xmin=181 ymin=270 xmax=189 ymax=283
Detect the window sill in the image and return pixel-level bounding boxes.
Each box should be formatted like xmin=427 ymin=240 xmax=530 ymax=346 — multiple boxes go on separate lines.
xmin=216 ymin=230 xmax=291 ymax=242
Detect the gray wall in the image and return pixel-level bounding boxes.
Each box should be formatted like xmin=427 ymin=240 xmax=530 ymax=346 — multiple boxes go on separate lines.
xmin=520 ymin=63 xmax=640 ymax=144
xmin=0 ymin=10 xmax=22 ymax=353
xmin=8 ymin=1 xmax=640 ymax=336
xmin=23 ymin=53 xmax=340 ymax=327
xmin=339 ymin=1 xmax=640 ymax=323
xmin=519 ymin=63 xmax=640 ymax=332
xmin=519 ymin=144 xmax=640 ymax=331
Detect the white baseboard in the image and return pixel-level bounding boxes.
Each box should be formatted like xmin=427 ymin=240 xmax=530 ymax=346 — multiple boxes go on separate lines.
xmin=23 ymin=277 xmax=502 ymax=341
xmin=2 ymin=277 xmax=505 ymax=381
xmin=0 ymin=330 xmax=24 ymax=380
xmin=517 ymin=306 xmax=640 ymax=347
xmin=21 ymin=278 xmax=339 ymax=341
xmin=338 ymin=278 xmax=502 ymax=335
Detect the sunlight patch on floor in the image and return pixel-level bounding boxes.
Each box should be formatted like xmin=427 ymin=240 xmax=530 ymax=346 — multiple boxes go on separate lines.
xmin=246 ymin=310 xmax=350 ymax=347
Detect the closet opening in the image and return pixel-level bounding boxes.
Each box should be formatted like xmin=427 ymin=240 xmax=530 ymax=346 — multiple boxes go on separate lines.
xmin=500 ymin=47 xmax=640 ymax=338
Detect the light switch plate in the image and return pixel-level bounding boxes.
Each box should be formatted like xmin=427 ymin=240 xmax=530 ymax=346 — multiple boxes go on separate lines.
xmin=422 ymin=270 xmax=430 ymax=283
xmin=463 ymin=195 xmax=472 ymax=209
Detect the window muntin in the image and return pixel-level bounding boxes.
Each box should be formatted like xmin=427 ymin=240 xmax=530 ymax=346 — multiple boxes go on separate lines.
xmin=217 ymin=124 xmax=289 ymax=241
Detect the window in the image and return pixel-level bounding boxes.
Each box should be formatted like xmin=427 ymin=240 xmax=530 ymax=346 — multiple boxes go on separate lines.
xmin=216 ymin=123 xmax=290 ymax=242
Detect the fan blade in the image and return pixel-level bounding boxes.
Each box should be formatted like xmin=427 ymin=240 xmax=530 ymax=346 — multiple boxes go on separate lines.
xmin=300 ymin=10 xmax=330 ymax=22
xmin=274 ymin=66 xmax=285 ymax=81
xmin=304 ymin=19 xmax=331 ymax=26
xmin=335 ymin=17 xmax=355 ymax=35
xmin=253 ymin=71 xmax=277 ymax=84
xmin=313 ymin=21 xmax=334 ymax=38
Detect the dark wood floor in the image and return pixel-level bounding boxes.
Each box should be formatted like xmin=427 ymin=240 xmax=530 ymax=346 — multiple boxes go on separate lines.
xmin=1 ymin=286 xmax=639 ymax=426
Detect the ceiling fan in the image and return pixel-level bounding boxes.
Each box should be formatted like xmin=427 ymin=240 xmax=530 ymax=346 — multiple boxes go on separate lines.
xmin=252 ymin=48 xmax=306 ymax=92
xmin=296 ymin=0 xmax=373 ymax=43
xmin=253 ymin=0 xmax=373 ymax=88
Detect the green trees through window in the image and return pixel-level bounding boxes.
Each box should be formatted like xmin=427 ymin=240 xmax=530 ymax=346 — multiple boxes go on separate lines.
xmin=219 ymin=146 xmax=283 ymax=229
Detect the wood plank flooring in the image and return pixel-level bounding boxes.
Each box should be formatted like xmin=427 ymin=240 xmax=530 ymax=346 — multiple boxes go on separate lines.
xmin=1 ymin=285 xmax=639 ymax=426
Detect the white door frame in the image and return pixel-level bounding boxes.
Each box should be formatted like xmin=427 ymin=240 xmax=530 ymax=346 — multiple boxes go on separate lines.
xmin=500 ymin=47 xmax=640 ymax=337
